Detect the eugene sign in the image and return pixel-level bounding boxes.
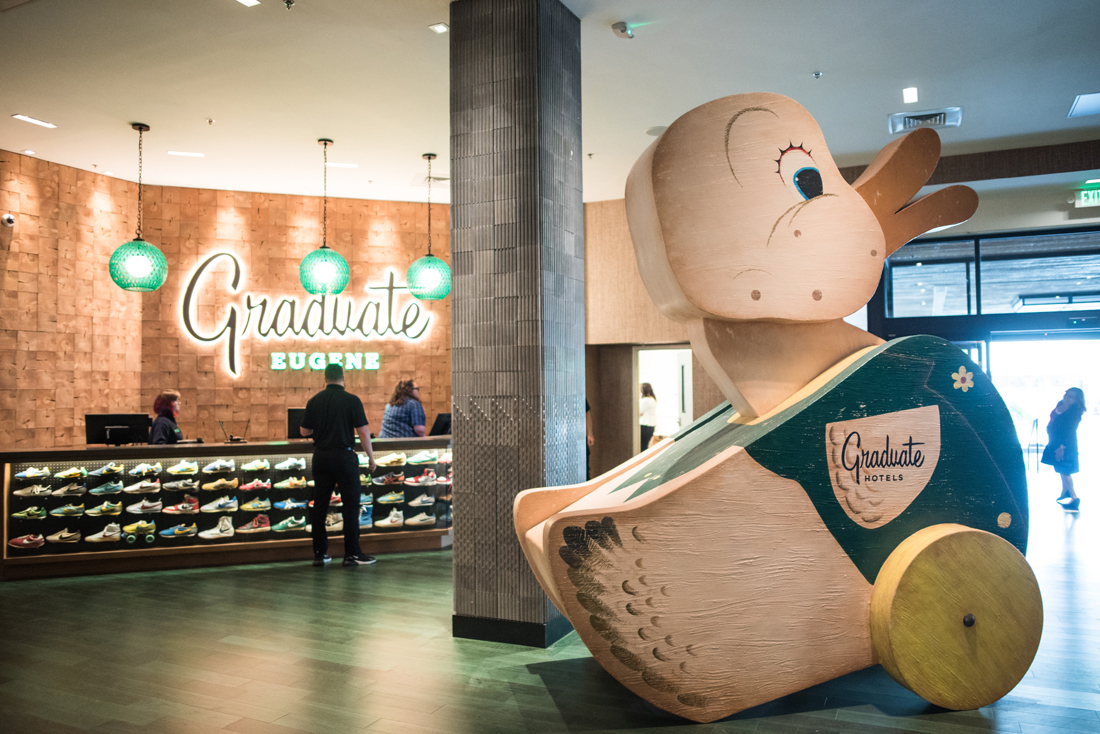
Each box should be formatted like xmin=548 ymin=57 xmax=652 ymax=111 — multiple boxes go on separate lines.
xmin=182 ymin=252 xmax=430 ymax=377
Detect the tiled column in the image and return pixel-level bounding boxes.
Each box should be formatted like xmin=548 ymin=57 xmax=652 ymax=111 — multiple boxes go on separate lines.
xmin=449 ymin=0 xmax=584 ymax=647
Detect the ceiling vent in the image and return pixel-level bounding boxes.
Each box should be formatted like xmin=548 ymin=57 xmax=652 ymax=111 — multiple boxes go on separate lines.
xmin=888 ymin=107 xmax=962 ymax=135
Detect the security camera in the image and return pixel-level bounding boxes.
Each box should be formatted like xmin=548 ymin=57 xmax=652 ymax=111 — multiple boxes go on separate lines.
xmin=612 ymin=21 xmax=634 ymax=39
xmin=1 ymin=214 xmax=14 ymax=227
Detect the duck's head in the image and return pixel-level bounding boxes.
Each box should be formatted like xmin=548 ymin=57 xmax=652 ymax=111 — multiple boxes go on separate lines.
xmin=625 ymin=92 xmax=977 ymax=324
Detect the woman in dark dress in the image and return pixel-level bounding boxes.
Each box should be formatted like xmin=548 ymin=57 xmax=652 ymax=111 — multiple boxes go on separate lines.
xmin=150 ymin=390 xmax=183 ymax=445
xmin=1041 ymin=387 xmax=1085 ymax=511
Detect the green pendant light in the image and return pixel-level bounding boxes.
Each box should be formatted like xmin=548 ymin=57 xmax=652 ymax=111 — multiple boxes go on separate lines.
xmin=406 ymin=153 xmax=451 ymax=301
xmin=109 ymin=123 xmax=168 ymax=292
xmin=300 ymin=138 xmax=350 ymax=295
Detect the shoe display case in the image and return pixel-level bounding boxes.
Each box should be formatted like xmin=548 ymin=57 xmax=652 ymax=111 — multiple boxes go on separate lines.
xmin=1 ymin=437 xmax=452 ymax=580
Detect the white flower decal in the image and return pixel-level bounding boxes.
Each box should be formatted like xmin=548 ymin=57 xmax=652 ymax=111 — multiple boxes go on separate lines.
xmin=952 ymin=366 xmax=974 ymax=392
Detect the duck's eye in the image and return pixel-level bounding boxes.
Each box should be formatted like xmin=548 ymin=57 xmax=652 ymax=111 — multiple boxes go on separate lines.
xmin=793 ymin=167 xmax=823 ymax=200
xmin=776 ymin=143 xmax=824 ymax=200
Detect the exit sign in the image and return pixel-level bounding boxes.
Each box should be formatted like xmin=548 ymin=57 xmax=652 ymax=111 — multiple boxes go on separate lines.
xmin=1076 ymin=189 xmax=1100 ymax=208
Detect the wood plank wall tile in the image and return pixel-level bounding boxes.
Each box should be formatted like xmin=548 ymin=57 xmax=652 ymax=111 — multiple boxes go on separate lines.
xmin=1 ymin=150 xmax=451 ymax=448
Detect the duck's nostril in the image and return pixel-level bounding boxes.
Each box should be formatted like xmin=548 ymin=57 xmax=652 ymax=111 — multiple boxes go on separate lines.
xmin=751 ymin=290 xmax=761 ymax=301
xmin=793 ymin=230 xmax=801 ymax=238
xmin=812 ymin=290 xmax=822 ymax=301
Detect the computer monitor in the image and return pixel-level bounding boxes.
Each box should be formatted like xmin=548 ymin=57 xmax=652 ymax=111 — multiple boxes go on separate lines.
xmin=428 ymin=412 xmax=451 ymax=436
xmin=85 ymin=413 xmax=152 ymax=446
xmin=287 ymin=407 xmax=307 ymax=439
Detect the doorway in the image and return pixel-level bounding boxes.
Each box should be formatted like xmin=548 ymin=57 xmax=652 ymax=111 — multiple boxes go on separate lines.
xmin=635 ymin=347 xmax=693 ymax=455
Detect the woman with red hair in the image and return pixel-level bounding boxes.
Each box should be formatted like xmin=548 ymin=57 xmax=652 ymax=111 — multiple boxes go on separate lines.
xmin=150 ymin=390 xmax=184 ymax=445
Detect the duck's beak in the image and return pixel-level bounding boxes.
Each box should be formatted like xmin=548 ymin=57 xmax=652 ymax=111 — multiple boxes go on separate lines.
xmin=853 ymin=128 xmax=978 ymax=257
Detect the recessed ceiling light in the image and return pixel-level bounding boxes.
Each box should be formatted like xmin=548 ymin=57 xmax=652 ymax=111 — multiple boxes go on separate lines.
xmin=236 ymin=0 xmax=261 ymax=6
xmin=1068 ymin=92 xmax=1100 ymax=118
xmin=903 ymin=87 xmax=919 ymax=104
xmin=429 ymin=22 xmax=449 ymax=33
xmin=12 ymin=114 xmax=56 ymax=128
xmin=1087 ymin=178 xmax=1100 ymax=185
xmin=23 ymin=150 xmax=35 ymax=155
xmin=326 ymin=162 xmax=358 ymax=168
xmin=104 ymin=171 xmax=114 ymax=176
xmin=167 ymin=150 xmax=205 ymax=157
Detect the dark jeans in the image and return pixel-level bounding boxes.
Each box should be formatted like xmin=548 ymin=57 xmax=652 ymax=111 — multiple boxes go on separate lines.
xmin=640 ymin=425 xmax=655 ymax=450
xmin=310 ymin=448 xmax=362 ymax=558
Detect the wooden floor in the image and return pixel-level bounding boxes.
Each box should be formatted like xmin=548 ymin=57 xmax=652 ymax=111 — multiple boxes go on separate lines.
xmin=1 ymin=466 xmax=1098 ymax=734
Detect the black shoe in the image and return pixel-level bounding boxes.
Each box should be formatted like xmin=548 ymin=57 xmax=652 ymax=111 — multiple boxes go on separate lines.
xmin=313 ymin=554 xmax=331 ymax=567
xmin=1060 ymin=498 xmax=1081 ymax=512
xmin=342 ymin=553 xmax=377 ymax=566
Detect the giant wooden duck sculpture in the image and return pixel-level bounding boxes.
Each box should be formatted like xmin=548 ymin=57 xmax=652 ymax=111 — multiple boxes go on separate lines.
xmin=514 ymin=93 xmax=1043 ymax=723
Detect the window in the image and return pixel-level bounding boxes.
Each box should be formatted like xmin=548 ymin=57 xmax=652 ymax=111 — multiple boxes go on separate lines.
xmin=886 ymin=240 xmax=975 ymax=317
xmin=979 ymin=231 xmax=1100 ymax=314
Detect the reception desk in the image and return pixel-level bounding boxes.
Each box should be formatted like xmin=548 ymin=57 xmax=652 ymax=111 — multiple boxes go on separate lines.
xmin=1 ymin=437 xmax=452 ymax=580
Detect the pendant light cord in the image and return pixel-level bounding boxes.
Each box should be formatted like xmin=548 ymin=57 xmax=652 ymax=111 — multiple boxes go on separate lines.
xmin=136 ymin=128 xmax=144 ymax=240
xmin=322 ymin=141 xmax=328 ymax=249
xmin=426 ymin=155 xmax=432 ymax=256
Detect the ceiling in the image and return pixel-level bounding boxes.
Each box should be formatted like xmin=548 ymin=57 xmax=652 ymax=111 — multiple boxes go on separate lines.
xmin=2 ymin=0 xmax=1099 ymax=204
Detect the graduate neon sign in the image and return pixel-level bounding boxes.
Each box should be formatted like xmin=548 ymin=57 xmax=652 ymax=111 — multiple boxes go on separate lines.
xmin=181 ymin=252 xmax=431 ymax=376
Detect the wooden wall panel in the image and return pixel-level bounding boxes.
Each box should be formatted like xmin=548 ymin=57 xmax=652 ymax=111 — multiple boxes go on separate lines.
xmin=584 ymin=199 xmax=689 ymax=346
xmin=0 ymin=150 xmax=143 ymax=448
xmin=0 ymin=149 xmax=451 ymax=448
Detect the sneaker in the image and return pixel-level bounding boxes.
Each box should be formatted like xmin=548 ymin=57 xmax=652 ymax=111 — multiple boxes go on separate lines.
xmin=308 ymin=493 xmax=342 ymax=508
xmin=50 ymin=504 xmax=85 ymax=517
xmin=122 ymin=520 xmax=156 ymax=534
xmin=377 ymin=491 xmax=405 ymax=504
xmin=376 ymin=452 xmax=407 ymax=467
xmin=359 ymin=492 xmax=372 ymax=505
xmin=126 ymin=498 xmax=162 ymax=514
xmin=404 ymin=469 xmax=436 ymax=487
xmin=202 ymin=459 xmax=236 ymax=474
xmin=163 ymin=495 xmax=200 ymax=514
xmin=325 ymin=512 xmax=343 ymax=532
xmin=359 ymin=474 xmax=372 ymax=485
xmin=163 ymin=479 xmax=200 ymax=491
xmin=273 ymin=477 xmax=307 ymax=490
xmin=159 ymin=523 xmax=197 ymax=538
xmin=438 ymin=451 xmax=452 ymax=464
xmin=408 ymin=493 xmax=435 ymax=508
xmin=9 ymin=534 xmax=45 ymax=549
xmin=357 ymin=453 xmax=371 ymax=467
xmin=343 ymin=553 xmax=377 ymax=566
xmin=359 ymin=506 xmax=373 ymax=528
xmin=372 ymin=471 xmax=404 ymax=485
xmin=274 ymin=457 xmax=306 ymax=471
xmin=15 ymin=467 xmax=50 ymax=479
xmin=12 ymin=506 xmax=47 ymax=520
xmin=200 ymin=496 xmax=238 ymax=513
xmin=46 ymin=528 xmax=81 ymax=543
xmin=199 ymin=516 xmax=234 ymax=539
xmin=375 ymin=508 xmax=404 ymax=529
xmin=13 ymin=484 xmax=53 ymax=497
xmin=167 ymin=460 xmax=199 ymax=475
xmin=87 ymin=523 xmax=122 ymax=543
xmin=241 ymin=497 xmax=271 ymax=512
xmin=242 ymin=459 xmax=270 ymax=472
xmin=239 ymin=478 xmax=271 ymax=492
xmin=274 ymin=498 xmax=308 ymax=510
xmin=313 ymin=554 xmax=331 ymax=567
xmin=54 ymin=466 xmax=88 ymax=479
xmin=52 ymin=483 xmax=87 ymax=497
xmin=408 ymin=450 xmax=439 ymax=465
xmin=201 ymin=477 xmax=239 ymax=491
xmin=237 ymin=514 xmax=271 ymax=534
xmin=405 ymin=512 xmax=436 ymax=527
xmin=438 ymin=492 xmax=452 ymax=503
xmin=89 ymin=462 xmax=124 ymax=477
xmin=128 ymin=462 xmax=162 ymax=476
xmin=123 ymin=479 xmax=161 ymax=494
xmin=90 ymin=480 xmax=125 ymax=495
xmin=272 ymin=516 xmax=306 ymax=532
xmin=436 ymin=471 xmax=453 ymax=487
xmin=307 ymin=480 xmax=315 ymax=488
xmin=86 ymin=501 xmax=123 ymax=516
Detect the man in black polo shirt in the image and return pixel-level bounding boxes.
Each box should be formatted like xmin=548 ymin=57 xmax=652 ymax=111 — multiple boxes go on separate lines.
xmin=300 ymin=363 xmax=378 ymax=567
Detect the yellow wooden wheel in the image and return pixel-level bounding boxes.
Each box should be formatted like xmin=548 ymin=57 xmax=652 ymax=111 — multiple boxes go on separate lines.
xmin=870 ymin=524 xmax=1042 ymax=710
